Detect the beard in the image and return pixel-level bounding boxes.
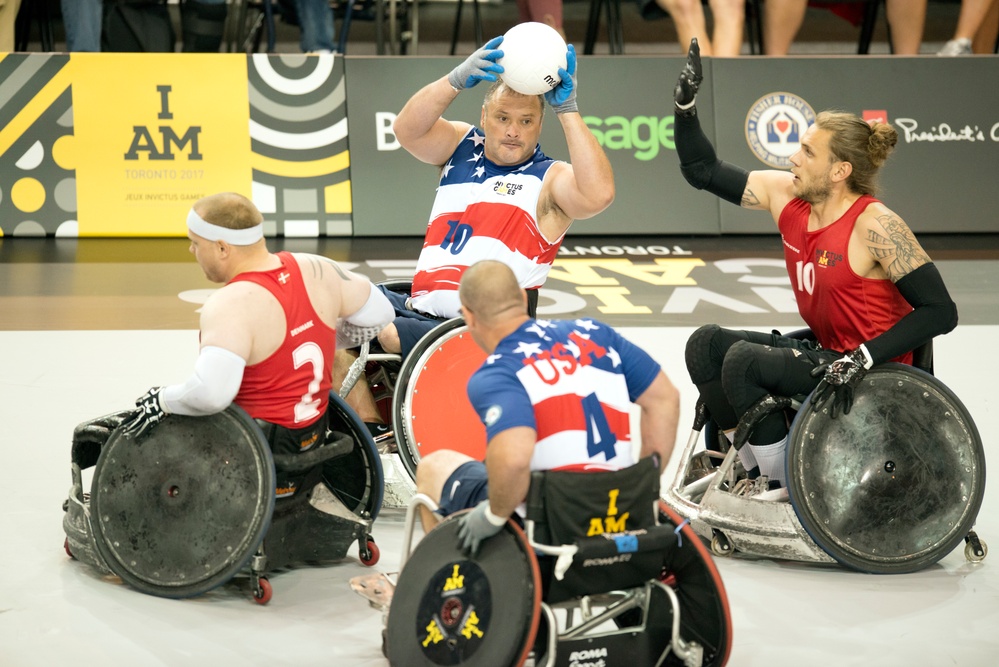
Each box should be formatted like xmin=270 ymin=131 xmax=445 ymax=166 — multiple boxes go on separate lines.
xmin=794 ymin=172 xmax=833 ymax=205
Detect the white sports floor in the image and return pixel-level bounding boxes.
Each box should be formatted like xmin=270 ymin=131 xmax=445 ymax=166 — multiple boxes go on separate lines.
xmin=1 ymin=324 xmax=996 ymax=666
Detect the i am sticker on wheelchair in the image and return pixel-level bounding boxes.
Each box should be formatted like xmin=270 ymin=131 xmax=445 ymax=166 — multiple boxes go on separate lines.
xmin=416 ymin=560 xmax=490 ymax=661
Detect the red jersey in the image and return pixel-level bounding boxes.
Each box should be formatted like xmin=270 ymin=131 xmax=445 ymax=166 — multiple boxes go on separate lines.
xmin=229 ymin=252 xmax=335 ymax=427
xmin=778 ymin=195 xmax=913 ymax=364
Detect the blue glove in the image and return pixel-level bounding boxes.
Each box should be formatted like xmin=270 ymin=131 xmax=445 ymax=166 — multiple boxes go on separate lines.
xmin=545 ymin=44 xmax=577 ymax=114
xmin=456 ymin=501 xmax=506 ymax=556
xmin=448 ymin=36 xmax=504 ymax=91
xmin=809 ymin=347 xmax=873 ymax=419
xmin=120 ymin=387 xmax=168 ymax=441
xmin=674 ymin=38 xmax=702 ymax=116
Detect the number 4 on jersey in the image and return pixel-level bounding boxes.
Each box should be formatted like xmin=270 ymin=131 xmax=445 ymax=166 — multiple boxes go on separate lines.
xmin=582 ymin=392 xmax=617 ymax=460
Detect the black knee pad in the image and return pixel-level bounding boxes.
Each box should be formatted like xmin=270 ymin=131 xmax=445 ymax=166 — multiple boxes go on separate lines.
xmin=685 ymin=324 xmax=723 ymax=384
xmin=720 ymin=340 xmax=765 ymax=413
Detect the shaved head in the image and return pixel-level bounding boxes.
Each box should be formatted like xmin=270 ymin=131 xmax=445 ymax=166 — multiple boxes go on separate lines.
xmin=459 ymin=260 xmax=527 ymax=325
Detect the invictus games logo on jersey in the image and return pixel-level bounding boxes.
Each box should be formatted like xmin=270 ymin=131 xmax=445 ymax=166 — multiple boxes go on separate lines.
xmin=745 ymin=92 xmax=816 ymax=168
xmin=815 ymin=249 xmax=843 ymax=268
xmin=493 ymin=181 xmax=524 ymax=196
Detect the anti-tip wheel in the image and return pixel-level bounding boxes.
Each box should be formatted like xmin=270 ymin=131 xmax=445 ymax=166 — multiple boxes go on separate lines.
xmin=711 ymin=534 xmax=732 ymax=557
xmin=360 ymin=538 xmax=380 ymax=566
xmin=253 ymin=577 xmax=273 ymax=605
xmin=965 ymin=539 xmax=988 ymax=563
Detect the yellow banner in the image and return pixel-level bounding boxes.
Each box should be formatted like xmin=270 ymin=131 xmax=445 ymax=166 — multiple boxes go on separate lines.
xmin=71 ymin=53 xmax=252 ymax=236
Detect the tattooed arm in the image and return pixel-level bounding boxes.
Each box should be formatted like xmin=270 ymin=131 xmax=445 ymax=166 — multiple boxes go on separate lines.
xmin=858 ymin=206 xmax=932 ymax=281
xmin=851 ymin=205 xmax=957 ymax=365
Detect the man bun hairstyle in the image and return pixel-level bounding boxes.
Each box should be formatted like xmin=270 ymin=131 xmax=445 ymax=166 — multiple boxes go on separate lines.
xmin=816 ymin=111 xmax=898 ymax=196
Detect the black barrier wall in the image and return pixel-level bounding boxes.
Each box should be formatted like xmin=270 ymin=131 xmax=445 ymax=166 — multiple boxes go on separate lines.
xmin=346 ymin=55 xmax=999 ymax=237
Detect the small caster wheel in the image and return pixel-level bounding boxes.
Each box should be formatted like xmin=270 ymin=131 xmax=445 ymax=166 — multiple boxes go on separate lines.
xmin=253 ymin=577 xmax=273 ymax=605
xmin=64 ymin=538 xmax=75 ymax=559
xmin=360 ymin=538 xmax=380 ymax=566
xmin=711 ymin=534 xmax=732 ymax=557
xmin=965 ymin=539 xmax=988 ymax=563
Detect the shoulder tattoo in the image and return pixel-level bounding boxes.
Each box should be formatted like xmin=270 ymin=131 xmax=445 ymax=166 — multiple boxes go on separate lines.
xmin=741 ymin=187 xmax=761 ymax=208
xmin=305 ymin=255 xmax=353 ymax=281
xmin=865 ymin=214 xmax=931 ymax=280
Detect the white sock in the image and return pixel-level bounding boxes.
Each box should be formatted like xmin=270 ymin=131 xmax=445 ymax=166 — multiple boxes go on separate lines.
xmin=732 ymin=432 xmax=759 ymax=471
xmin=752 ymin=438 xmax=787 ymax=487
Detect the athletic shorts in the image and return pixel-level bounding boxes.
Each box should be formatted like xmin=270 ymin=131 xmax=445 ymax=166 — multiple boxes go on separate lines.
xmin=257 ymin=412 xmax=328 ymax=499
xmin=376 ymin=284 xmax=444 ymax=358
xmin=436 ymin=460 xmax=490 ymax=518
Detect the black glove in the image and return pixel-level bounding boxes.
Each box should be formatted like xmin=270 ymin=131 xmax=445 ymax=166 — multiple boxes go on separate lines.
xmin=456 ymin=501 xmax=506 ymax=557
xmin=674 ymin=38 xmax=703 ymax=116
xmin=809 ymin=347 xmax=873 ymax=419
xmin=120 ymin=387 xmax=167 ymax=441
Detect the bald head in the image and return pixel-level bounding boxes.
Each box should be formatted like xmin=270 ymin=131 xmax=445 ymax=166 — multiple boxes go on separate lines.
xmin=459 ymin=260 xmax=527 ymax=326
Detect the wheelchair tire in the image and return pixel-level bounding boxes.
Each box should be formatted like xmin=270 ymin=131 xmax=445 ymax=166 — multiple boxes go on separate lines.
xmin=323 ymin=391 xmax=384 ymax=521
xmin=387 ymin=513 xmax=542 ymax=667
xmin=90 ymin=406 xmax=275 ymax=599
xmin=658 ymin=502 xmax=733 ymax=667
xmin=392 ymin=317 xmax=488 ymax=480
xmin=787 ymin=363 xmax=986 ymax=574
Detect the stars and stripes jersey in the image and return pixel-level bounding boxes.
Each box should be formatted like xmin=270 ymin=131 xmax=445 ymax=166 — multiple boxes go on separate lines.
xmin=466 ymin=318 xmax=662 ymax=473
xmin=409 ymin=127 xmax=564 ymax=318
xmin=229 ymin=252 xmax=335 ymax=428
xmin=779 ymin=195 xmax=913 ymax=364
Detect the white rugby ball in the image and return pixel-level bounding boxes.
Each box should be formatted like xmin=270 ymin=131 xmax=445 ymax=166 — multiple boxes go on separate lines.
xmin=498 ymin=22 xmax=568 ymax=96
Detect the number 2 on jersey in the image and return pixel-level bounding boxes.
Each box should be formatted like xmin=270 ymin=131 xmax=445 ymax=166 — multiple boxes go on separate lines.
xmin=292 ymin=342 xmax=323 ymax=423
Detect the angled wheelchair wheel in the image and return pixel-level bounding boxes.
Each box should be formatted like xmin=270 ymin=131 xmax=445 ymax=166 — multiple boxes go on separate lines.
xmin=323 ymin=391 xmax=384 ymax=521
xmin=787 ymin=363 xmax=986 ymax=574
xmin=90 ymin=406 xmax=275 ymax=599
xmin=657 ymin=502 xmax=733 ymax=667
xmin=386 ymin=515 xmax=542 ymax=667
xmin=392 ymin=317 xmax=488 ymax=480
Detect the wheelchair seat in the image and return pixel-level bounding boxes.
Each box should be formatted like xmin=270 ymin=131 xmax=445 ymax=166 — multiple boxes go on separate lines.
xmin=386 ymin=458 xmax=732 ymax=666
xmin=62 ymin=391 xmax=384 ymax=604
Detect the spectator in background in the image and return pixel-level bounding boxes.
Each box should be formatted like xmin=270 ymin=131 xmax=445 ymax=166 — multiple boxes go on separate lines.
xmin=62 ymin=0 xmax=228 ymax=52
xmin=640 ymin=0 xmax=746 ymax=57
xmin=62 ymin=0 xmax=102 ymax=51
xmin=764 ymin=0 xmax=927 ymax=55
xmin=518 ymin=0 xmax=566 ymax=40
xmin=294 ymin=0 xmax=337 ymax=52
xmin=181 ymin=0 xmax=229 ymax=52
xmin=1 ymin=0 xmax=22 ymax=52
xmin=938 ymin=0 xmax=999 ymax=55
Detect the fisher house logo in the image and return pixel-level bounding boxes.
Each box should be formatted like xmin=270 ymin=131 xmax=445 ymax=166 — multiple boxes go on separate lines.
xmin=745 ymin=92 xmax=816 ymax=168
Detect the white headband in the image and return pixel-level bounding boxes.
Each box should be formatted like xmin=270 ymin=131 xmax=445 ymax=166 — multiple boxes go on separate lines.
xmin=186 ymin=208 xmax=263 ymax=246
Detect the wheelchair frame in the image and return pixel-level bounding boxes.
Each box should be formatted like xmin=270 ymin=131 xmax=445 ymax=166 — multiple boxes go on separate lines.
xmin=392 ymin=491 xmax=729 ymax=667
xmin=662 ymin=364 xmax=988 ymax=572
xmin=62 ymin=392 xmax=384 ymax=604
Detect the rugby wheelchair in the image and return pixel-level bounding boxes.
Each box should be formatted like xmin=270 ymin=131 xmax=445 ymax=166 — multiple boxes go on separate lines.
xmin=384 ymin=457 xmax=733 ymax=667
xmin=340 ymin=280 xmax=490 ymax=491
xmin=662 ymin=333 xmax=988 ymax=574
xmin=61 ymin=391 xmax=384 ymax=604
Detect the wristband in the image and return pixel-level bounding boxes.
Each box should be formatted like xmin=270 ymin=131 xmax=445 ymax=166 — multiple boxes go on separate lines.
xmin=484 ymin=505 xmax=507 ymax=527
